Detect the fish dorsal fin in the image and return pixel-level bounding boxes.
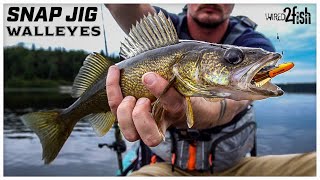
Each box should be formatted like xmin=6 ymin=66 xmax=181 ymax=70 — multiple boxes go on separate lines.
xmin=88 ymin=112 xmax=116 ymax=137
xmin=71 ymin=53 xmax=114 ymax=98
xmin=120 ymin=11 xmax=179 ymax=59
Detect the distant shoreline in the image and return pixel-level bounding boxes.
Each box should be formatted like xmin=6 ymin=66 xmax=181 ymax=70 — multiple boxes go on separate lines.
xmin=277 ymin=83 xmax=316 ymax=94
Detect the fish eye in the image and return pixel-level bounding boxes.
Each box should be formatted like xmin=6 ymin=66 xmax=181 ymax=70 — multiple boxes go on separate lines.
xmin=224 ymin=48 xmax=244 ymax=65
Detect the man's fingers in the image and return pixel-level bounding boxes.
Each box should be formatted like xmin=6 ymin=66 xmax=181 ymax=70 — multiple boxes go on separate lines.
xmin=132 ymin=98 xmax=163 ymax=147
xmin=142 ymin=72 xmax=185 ymax=115
xmin=106 ymin=65 xmax=123 ymax=115
xmin=117 ymin=96 xmax=140 ymax=142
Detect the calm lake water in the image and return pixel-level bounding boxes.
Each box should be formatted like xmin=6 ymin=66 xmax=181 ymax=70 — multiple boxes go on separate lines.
xmin=3 ymin=91 xmax=316 ymax=176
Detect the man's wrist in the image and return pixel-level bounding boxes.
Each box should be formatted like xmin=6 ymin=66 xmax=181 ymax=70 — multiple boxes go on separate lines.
xmin=215 ymin=99 xmax=251 ymax=126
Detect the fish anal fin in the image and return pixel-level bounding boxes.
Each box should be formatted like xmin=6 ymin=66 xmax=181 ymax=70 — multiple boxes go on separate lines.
xmin=88 ymin=112 xmax=116 ymax=137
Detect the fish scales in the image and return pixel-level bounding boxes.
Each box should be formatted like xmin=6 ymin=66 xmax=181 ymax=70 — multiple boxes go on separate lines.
xmin=119 ymin=47 xmax=183 ymax=101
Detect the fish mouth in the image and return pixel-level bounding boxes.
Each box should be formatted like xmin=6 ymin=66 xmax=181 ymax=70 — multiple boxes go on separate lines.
xmin=236 ymin=53 xmax=284 ymax=97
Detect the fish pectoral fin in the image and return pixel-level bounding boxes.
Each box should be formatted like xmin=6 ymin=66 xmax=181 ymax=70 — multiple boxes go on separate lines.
xmin=149 ymin=75 xmax=177 ymax=141
xmin=88 ymin=112 xmax=116 ymax=137
xmin=20 ymin=110 xmax=70 ymax=164
xmin=159 ymin=75 xmax=176 ymax=99
xmin=185 ymin=96 xmax=194 ymax=128
xmin=150 ymin=74 xmax=176 ymax=118
xmin=71 ymin=53 xmax=114 ymax=98
xmin=151 ymin=100 xmax=165 ymax=141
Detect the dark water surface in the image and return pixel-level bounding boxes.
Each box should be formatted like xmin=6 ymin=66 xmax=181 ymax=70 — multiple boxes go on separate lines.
xmin=3 ymin=91 xmax=316 ymax=176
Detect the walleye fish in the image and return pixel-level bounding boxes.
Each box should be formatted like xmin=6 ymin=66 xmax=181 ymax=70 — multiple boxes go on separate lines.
xmin=21 ymin=11 xmax=291 ymax=164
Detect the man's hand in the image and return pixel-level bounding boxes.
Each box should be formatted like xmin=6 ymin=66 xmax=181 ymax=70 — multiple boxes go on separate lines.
xmin=106 ymin=65 xmax=250 ymax=147
xmin=107 ymin=65 xmax=186 ymax=146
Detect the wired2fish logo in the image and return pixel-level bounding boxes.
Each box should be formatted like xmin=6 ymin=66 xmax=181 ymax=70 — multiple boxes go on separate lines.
xmin=265 ymin=6 xmax=311 ymax=24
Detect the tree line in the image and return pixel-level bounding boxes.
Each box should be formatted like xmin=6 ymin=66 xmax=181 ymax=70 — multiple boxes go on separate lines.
xmin=4 ymin=44 xmax=120 ymax=88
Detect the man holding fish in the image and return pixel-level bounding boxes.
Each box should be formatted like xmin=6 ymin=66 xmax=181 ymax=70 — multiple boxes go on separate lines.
xmin=105 ymin=4 xmax=315 ymax=176
xmin=20 ymin=4 xmax=315 ymax=176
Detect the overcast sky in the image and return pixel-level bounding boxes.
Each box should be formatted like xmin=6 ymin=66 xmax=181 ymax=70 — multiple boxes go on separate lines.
xmin=3 ymin=4 xmax=316 ymax=83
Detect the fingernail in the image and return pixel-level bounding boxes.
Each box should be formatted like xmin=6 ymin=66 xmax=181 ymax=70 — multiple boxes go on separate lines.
xmin=108 ymin=65 xmax=117 ymax=72
xmin=136 ymin=98 xmax=147 ymax=105
xmin=123 ymin=96 xmax=135 ymax=102
xmin=143 ymin=73 xmax=157 ymax=86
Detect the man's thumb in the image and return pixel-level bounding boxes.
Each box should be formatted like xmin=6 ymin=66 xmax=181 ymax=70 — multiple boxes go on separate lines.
xmin=142 ymin=72 xmax=169 ymax=98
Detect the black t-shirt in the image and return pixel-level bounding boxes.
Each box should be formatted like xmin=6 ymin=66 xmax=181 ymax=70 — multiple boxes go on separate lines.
xmin=154 ymin=6 xmax=275 ymax=52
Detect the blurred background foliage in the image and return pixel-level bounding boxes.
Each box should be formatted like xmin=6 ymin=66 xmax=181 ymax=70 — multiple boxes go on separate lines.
xmin=4 ymin=43 xmax=120 ymax=88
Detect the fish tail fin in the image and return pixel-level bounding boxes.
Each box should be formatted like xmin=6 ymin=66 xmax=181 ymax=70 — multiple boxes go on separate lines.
xmin=20 ymin=110 xmax=71 ymax=164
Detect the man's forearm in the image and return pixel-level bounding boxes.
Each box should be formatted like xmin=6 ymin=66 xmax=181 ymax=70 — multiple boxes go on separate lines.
xmin=191 ymin=98 xmax=251 ymax=129
xmin=106 ymin=4 xmax=155 ymax=34
xmin=220 ymin=99 xmax=251 ymax=125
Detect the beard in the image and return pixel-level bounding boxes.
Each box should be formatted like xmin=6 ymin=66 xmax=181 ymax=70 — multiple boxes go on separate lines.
xmin=191 ymin=16 xmax=226 ymax=29
xmin=189 ymin=4 xmax=231 ymax=29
